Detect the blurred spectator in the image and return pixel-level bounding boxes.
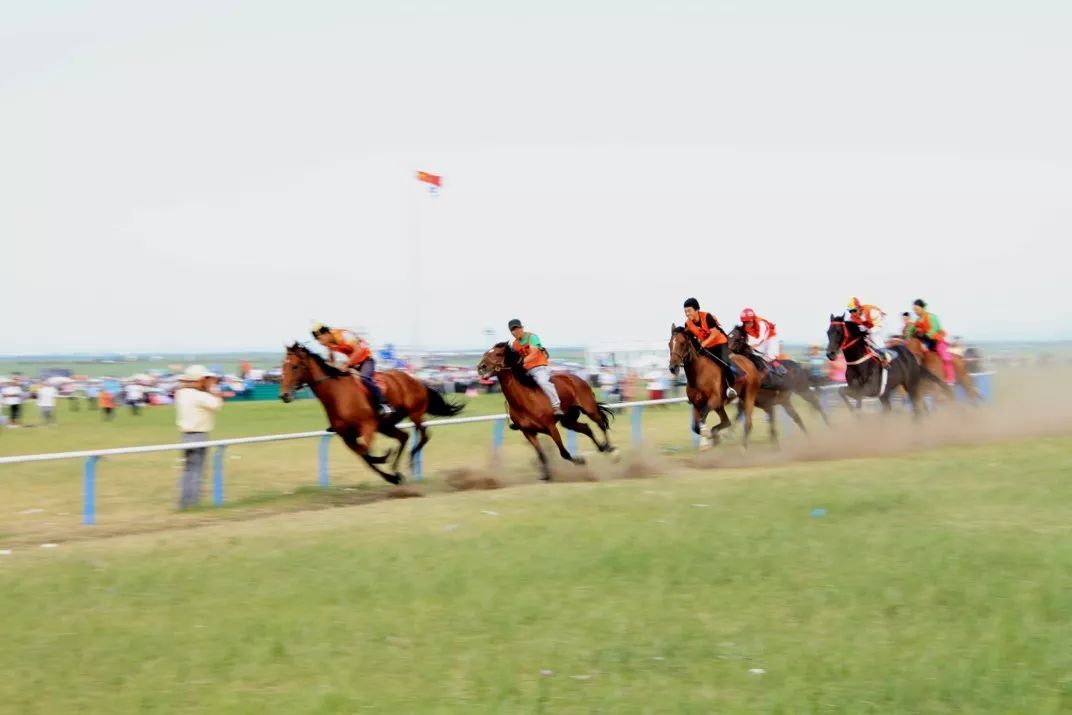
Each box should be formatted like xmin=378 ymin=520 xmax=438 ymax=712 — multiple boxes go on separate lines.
xmin=828 ymin=353 xmax=847 ymax=383
xmin=99 ymin=388 xmax=116 ymax=421
xmin=807 ymin=345 xmax=827 ymax=385
xmin=2 ymin=380 xmax=24 ymax=427
xmin=175 ymin=365 xmax=223 ymax=510
xmin=36 ymin=382 xmax=57 ymax=426
xmin=647 ymin=370 xmax=665 ymax=403
xmin=125 ymin=381 xmax=145 ymax=416
xmin=622 ymin=370 xmax=638 ymax=403
xmin=85 ymin=381 xmax=100 ymax=410
xmin=598 ymin=369 xmax=620 ymax=402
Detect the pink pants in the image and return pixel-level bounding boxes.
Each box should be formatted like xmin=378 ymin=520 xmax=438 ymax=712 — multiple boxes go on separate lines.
xmin=934 ymin=341 xmax=955 ymax=384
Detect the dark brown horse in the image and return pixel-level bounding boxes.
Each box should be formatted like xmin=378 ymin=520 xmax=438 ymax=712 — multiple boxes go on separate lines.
xmin=279 ymin=343 xmax=463 ymax=483
xmin=825 ymin=315 xmax=949 ymax=414
xmin=727 ymin=325 xmax=829 ymax=442
xmin=889 ymin=335 xmax=982 ymax=403
xmin=669 ymin=326 xmax=762 ymax=449
xmin=476 ymin=343 xmax=616 ymax=481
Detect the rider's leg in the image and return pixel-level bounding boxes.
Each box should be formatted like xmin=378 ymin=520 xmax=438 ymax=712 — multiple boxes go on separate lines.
xmin=934 ymin=340 xmax=955 ymax=384
xmin=529 ymin=366 xmax=564 ymax=415
xmin=712 ymin=343 xmax=738 ymax=399
xmin=359 ymin=358 xmax=392 ymax=415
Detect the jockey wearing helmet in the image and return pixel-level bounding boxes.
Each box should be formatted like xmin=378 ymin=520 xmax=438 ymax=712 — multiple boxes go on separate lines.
xmin=311 ymin=323 xmax=391 ymax=416
xmin=508 ymin=318 xmax=563 ymax=416
xmin=912 ymin=299 xmax=955 ymax=385
xmin=847 ymin=297 xmax=887 ymax=357
xmin=739 ymin=308 xmax=785 ymax=376
xmin=682 ymin=298 xmax=738 ymax=400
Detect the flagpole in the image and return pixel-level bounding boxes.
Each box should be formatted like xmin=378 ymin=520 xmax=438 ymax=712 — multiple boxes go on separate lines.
xmin=411 ymin=169 xmax=422 ymax=368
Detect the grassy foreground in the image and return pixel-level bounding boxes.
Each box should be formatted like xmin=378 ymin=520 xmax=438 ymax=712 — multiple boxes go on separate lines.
xmin=1 ymin=435 xmax=1070 ymax=713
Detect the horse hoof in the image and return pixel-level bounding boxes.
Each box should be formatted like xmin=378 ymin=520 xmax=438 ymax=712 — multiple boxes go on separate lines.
xmin=572 ymin=456 xmax=587 ymax=466
xmin=607 ymin=448 xmax=621 ymax=463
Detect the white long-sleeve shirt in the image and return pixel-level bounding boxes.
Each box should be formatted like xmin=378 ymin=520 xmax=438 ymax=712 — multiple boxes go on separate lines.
xmin=175 ymin=388 xmax=223 ymax=433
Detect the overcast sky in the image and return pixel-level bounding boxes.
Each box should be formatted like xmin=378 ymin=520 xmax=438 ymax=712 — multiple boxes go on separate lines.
xmin=3 ymin=0 xmax=1070 ymax=354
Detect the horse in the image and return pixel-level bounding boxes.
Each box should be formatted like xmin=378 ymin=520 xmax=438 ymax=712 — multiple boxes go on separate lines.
xmin=889 ymin=335 xmax=983 ymax=403
xmin=279 ymin=343 xmax=463 ymax=484
xmin=669 ymin=326 xmax=762 ymax=449
xmin=824 ymin=315 xmax=948 ymax=415
xmin=476 ymin=343 xmax=617 ymax=481
xmin=727 ymin=325 xmax=829 ymax=442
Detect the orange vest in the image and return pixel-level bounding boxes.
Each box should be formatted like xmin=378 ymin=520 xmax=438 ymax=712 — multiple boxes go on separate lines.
xmin=512 ymin=336 xmax=549 ymax=369
xmin=330 ymin=329 xmax=372 ymax=366
xmin=684 ymin=311 xmax=727 ymax=347
xmin=743 ymin=317 xmax=776 ymax=339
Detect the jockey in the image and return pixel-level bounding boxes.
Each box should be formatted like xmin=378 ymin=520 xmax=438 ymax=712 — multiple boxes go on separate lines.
xmin=900 ymin=312 xmax=917 ymax=340
xmin=740 ymin=308 xmax=785 ymax=376
xmin=911 ymin=299 xmax=955 ymax=384
xmin=312 ymin=323 xmax=391 ymax=416
xmin=682 ymin=298 xmax=737 ymax=399
xmin=508 ymin=318 xmax=563 ymax=416
xmin=847 ymin=297 xmax=887 ymax=357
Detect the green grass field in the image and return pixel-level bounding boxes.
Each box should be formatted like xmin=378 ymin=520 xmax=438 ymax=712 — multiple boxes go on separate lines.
xmin=1 ymin=376 xmax=1071 ymax=712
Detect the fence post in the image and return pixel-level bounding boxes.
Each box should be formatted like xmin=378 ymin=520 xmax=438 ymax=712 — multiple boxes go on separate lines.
xmin=690 ymin=410 xmax=699 ymax=448
xmin=412 ymin=427 xmax=423 ymax=481
xmin=318 ymin=434 xmax=331 ymax=488
xmin=83 ymin=455 xmax=98 ymax=525
xmin=213 ymin=446 xmax=226 ymax=507
xmin=632 ymin=405 xmax=643 ymax=445
xmin=978 ymin=372 xmax=992 ymax=401
xmin=492 ymin=418 xmax=505 ymax=453
xmin=567 ymin=429 xmax=577 ymax=456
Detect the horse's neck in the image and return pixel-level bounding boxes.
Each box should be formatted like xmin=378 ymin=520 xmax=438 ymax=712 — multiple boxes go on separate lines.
xmin=306 ymin=360 xmax=347 ymax=410
xmin=497 ymin=370 xmax=530 ymax=407
xmin=684 ymin=346 xmax=720 ymax=386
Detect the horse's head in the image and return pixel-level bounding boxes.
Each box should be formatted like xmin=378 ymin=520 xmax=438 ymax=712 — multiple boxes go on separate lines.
xmin=825 ymin=313 xmax=860 ymax=361
xmin=668 ymin=325 xmax=691 ymax=375
xmin=727 ymin=324 xmax=747 ymax=354
xmin=476 ymin=342 xmax=512 ymax=379
xmin=280 ymin=343 xmax=311 ymax=403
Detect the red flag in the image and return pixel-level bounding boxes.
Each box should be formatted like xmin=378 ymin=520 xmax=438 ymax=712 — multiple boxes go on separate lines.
xmin=416 ymin=170 xmax=442 ymax=187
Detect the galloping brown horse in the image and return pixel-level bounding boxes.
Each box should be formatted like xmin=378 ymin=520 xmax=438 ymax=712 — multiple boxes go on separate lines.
xmin=476 ymin=343 xmax=616 ymax=481
xmin=669 ymin=326 xmax=762 ymax=448
xmin=889 ymin=335 xmax=982 ymax=403
xmin=727 ymin=325 xmax=829 ymax=442
xmin=279 ymin=343 xmax=463 ymax=484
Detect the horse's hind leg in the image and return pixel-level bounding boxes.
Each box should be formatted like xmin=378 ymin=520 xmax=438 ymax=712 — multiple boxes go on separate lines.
xmin=799 ymin=388 xmax=829 ymax=425
xmin=340 ymin=429 xmax=401 ymax=485
xmin=546 ymin=424 xmax=585 ymax=466
xmin=781 ymin=397 xmax=807 ymax=434
xmin=377 ymin=422 xmax=410 ymax=476
xmin=561 ymin=414 xmax=605 ymax=454
xmin=522 ymin=430 xmax=552 ymax=481
xmin=409 ymin=421 xmax=431 ymax=466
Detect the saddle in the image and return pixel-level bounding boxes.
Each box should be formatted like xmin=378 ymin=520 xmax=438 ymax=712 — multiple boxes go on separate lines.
xmin=349 ymin=371 xmax=388 ymax=398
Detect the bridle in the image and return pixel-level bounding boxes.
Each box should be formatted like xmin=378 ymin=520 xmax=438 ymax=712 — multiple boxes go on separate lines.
xmin=830 ymin=320 xmax=878 ymax=366
xmin=669 ymin=332 xmax=693 ymax=369
xmin=284 ymin=351 xmax=333 ymax=395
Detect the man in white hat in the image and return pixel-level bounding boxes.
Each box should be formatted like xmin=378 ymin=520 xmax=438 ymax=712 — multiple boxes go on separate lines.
xmin=175 ymin=365 xmax=223 ymax=509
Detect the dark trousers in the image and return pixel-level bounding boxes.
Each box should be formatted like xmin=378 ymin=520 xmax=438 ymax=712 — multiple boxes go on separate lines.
xmin=357 ymin=359 xmax=386 ymax=407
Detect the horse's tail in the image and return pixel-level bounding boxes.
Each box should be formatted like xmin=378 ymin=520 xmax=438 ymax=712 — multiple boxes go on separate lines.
xmin=423 ymin=385 xmax=465 ymax=417
xmin=596 ymin=401 xmax=615 ymax=430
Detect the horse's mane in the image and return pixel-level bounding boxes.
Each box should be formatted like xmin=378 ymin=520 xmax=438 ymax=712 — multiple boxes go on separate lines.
xmin=491 ymin=341 xmax=539 ymax=388
xmin=290 ymin=342 xmax=346 ymax=377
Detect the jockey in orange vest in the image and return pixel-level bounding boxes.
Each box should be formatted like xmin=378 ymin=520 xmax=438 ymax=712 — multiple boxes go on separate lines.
xmin=912 ymin=299 xmax=955 ymax=384
xmin=508 ymin=318 xmax=563 ymax=416
xmin=739 ymin=308 xmax=785 ymax=376
xmin=682 ymin=298 xmax=737 ymax=399
xmin=312 ymin=323 xmax=391 ymax=416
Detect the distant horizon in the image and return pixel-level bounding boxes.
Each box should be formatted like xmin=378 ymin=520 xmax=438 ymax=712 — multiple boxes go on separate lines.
xmin=3 ymin=337 xmax=1071 ymax=361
